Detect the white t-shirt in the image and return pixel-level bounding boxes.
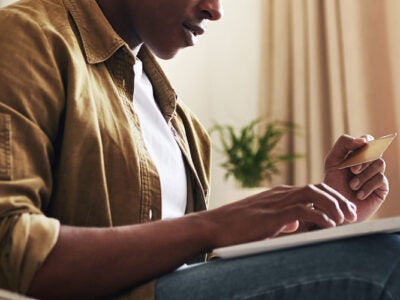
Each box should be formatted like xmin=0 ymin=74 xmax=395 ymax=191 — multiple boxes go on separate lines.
xmin=132 ymin=50 xmax=187 ymax=219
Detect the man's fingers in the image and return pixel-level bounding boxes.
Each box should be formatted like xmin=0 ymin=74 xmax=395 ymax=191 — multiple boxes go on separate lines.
xmin=275 ymin=204 xmax=336 ymax=232
xmin=350 ymin=155 xmax=385 ymax=175
xmin=270 ymin=184 xmax=352 ymax=225
xmin=325 ymin=135 xmax=367 ymax=169
xmin=280 ymin=220 xmax=300 ymax=233
xmin=360 ymin=134 xmax=374 ymax=142
xmin=348 ymin=158 xmax=388 ymax=201
xmin=350 ymin=158 xmax=386 ymax=190
xmin=356 ymin=172 xmax=389 ymax=200
xmin=302 ymin=184 xmax=348 ymax=224
xmin=318 ymin=183 xmax=357 ymax=222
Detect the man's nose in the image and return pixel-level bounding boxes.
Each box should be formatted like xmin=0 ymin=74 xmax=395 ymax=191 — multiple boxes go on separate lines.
xmin=199 ymin=0 xmax=224 ymax=21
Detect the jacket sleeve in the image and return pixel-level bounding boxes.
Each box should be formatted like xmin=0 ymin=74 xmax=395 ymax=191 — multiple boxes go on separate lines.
xmin=0 ymin=6 xmax=64 ymax=293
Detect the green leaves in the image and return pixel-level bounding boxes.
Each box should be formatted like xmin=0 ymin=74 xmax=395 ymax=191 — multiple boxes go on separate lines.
xmin=210 ymin=119 xmax=301 ymax=188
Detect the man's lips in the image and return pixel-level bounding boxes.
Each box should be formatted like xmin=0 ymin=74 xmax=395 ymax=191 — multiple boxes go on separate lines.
xmin=183 ymin=22 xmax=205 ymax=37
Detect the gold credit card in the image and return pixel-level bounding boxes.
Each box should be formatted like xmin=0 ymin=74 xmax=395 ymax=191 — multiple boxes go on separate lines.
xmin=337 ymin=133 xmax=397 ymax=169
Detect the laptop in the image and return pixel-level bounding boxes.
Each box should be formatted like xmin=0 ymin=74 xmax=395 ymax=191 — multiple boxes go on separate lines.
xmin=213 ymin=216 xmax=400 ymax=259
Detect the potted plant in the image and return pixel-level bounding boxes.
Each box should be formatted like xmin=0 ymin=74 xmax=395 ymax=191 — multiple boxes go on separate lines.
xmin=210 ymin=118 xmax=300 ymax=188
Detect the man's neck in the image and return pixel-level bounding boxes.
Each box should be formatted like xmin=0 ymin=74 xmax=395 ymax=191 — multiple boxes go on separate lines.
xmin=96 ymin=0 xmax=142 ymax=50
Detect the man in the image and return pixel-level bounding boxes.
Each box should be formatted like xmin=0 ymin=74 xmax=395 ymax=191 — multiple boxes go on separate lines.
xmin=0 ymin=0 xmax=399 ymax=299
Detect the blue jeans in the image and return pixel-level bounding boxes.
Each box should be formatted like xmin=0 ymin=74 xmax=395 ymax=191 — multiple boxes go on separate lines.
xmin=155 ymin=234 xmax=400 ymax=299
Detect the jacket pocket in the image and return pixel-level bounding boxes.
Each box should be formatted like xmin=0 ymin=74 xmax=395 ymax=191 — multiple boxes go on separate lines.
xmin=0 ymin=113 xmax=11 ymax=180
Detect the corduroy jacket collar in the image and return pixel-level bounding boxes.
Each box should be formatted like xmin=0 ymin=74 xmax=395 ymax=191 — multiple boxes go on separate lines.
xmin=63 ymin=0 xmax=126 ymax=64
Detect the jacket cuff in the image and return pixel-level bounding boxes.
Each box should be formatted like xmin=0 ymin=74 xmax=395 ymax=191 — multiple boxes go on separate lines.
xmin=0 ymin=213 xmax=60 ymax=293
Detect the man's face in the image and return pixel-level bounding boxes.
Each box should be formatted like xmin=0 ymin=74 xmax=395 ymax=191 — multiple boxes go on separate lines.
xmin=126 ymin=0 xmax=223 ymax=59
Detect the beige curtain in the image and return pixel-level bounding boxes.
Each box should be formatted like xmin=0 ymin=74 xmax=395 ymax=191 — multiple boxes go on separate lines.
xmin=260 ymin=0 xmax=400 ymax=218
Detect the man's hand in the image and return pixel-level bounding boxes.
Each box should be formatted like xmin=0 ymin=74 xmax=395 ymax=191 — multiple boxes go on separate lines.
xmin=324 ymin=134 xmax=389 ymax=221
xmin=203 ymin=183 xmax=357 ymax=248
